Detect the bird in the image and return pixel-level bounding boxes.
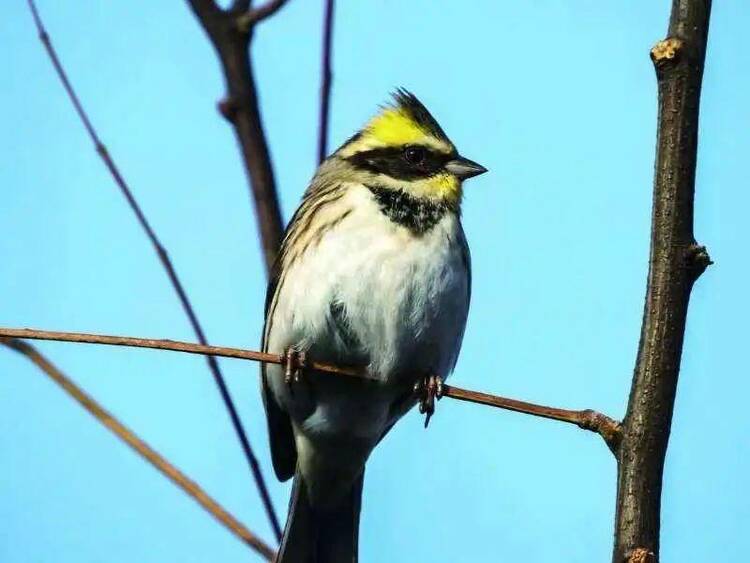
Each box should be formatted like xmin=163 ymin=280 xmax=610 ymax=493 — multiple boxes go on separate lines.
xmin=261 ymin=89 xmax=486 ymax=562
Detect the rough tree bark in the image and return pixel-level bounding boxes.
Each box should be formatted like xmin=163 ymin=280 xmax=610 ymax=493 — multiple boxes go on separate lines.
xmin=613 ymin=2 xmax=713 ymax=562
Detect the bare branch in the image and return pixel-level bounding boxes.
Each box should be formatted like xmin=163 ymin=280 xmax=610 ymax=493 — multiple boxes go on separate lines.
xmin=188 ymin=0 xmax=221 ymax=19
xmin=0 ymin=337 xmax=276 ymax=562
xmin=317 ymin=0 xmax=335 ymax=163
xmin=186 ymin=1 xmax=285 ymax=273
xmin=443 ymin=385 xmax=622 ymax=454
xmin=613 ymin=1 xmax=713 ymax=561
xmin=237 ymin=0 xmax=290 ymax=31
xmin=0 ymin=327 xmax=362 ymax=379
xmin=26 ymin=0 xmax=282 ymax=540
xmin=0 ymin=327 xmax=621 ymax=449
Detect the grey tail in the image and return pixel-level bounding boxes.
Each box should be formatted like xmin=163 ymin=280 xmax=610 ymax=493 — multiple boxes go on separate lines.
xmin=277 ymin=471 xmax=364 ymax=563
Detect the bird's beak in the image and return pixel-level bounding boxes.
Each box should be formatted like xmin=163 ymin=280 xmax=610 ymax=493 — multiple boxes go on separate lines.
xmin=445 ymin=156 xmax=488 ymax=180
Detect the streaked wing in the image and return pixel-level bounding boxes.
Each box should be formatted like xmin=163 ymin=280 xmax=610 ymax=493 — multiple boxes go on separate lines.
xmin=260 ymin=179 xmax=348 ymax=481
xmin=260 ymin=257 xmax=297 ymax=481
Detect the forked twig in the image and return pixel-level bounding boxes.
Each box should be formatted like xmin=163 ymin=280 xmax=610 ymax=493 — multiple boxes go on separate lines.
xmin=237 ymin=0 xmax=290 ymax=30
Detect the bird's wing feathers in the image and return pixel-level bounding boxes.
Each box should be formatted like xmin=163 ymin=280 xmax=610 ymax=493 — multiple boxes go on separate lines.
xmin=260 ymin=371 xmax=296 ymax=480
xmin=261 ymin=258 xmax=297 ymax=481
xmin=260 ymin=179 xmax=346 ymax=482
xmin=260 ymin=199 xmax=314 ymax=482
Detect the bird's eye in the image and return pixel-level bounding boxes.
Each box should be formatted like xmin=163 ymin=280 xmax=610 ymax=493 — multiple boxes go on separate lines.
xmin=404 ymin=146 xmax=427 ymax=166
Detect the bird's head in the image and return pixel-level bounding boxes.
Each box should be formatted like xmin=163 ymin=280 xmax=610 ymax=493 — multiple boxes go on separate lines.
xmin=333 ymin=89 xmax=487 ymax=207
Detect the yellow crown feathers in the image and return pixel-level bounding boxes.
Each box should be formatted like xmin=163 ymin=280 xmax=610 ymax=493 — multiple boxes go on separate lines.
xmin=339 ymin=89 xmax=454 ymax=156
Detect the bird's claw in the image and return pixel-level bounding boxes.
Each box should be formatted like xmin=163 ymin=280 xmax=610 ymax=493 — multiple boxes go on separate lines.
xmin=414 ymin=375 xmax=444 ymax=428
xmin=281 ymin=346 xmax=307 ymax=389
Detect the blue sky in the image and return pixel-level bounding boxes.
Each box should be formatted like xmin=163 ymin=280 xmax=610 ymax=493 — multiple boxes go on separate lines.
xmin=1 ymin=1 xmax=748 ymax=561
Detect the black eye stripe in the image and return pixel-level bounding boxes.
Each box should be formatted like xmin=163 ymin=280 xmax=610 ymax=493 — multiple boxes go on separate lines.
xmin=346 ymin=146 xmax=450 ymax=181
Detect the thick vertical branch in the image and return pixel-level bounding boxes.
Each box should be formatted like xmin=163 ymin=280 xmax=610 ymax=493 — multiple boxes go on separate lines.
xmin=613 ymin=2 xmax=712 ymax=562
xmin=317 ymin=0 xmax=334 ymax=163
xmin=187 ymin=1 xmax=286 ymax=273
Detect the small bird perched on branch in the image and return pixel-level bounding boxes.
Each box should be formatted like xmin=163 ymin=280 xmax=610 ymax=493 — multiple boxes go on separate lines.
xmin=261 ymin=90 xmax=486 ymax=562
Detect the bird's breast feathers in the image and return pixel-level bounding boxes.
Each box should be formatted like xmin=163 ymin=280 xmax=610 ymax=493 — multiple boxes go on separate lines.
xmin=266 ymin=183 xmax=470 ymax=382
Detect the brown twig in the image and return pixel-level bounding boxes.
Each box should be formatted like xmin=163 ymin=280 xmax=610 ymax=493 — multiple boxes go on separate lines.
xmin=0 ymin=327 xmax=621 ymax=449
xmin=237 ymin=0 xmax=290 ymax=31
xmin=0 ymin=337 xmax=275 ymax=562
xmin=26 ymin=0 xmax=282 ymax=540
xmin=186 ymin=0 xmax=286 ymax=274
xmin=317 ymin=0 xmax=335 ymax=163
xmin=0 ymin=328 xmax=362 ymax=379
xmin=612 ymin=2 xmax=713 ymax=562
xmin=443 ymin=385 xmax=622 ymax=454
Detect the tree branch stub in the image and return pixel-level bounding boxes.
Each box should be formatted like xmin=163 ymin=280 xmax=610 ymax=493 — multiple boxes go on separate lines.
xmin=650 ymin=37 xmax=683 ymax=67
xmin=627 ymin=547 xmax=657 ymax=563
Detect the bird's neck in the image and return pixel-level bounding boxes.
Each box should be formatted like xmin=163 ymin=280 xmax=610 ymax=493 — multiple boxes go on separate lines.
xmin=365 ymin=184 xmax=458 ymax=235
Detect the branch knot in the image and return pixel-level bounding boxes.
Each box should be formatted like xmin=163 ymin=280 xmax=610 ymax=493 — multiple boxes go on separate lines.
xmin=685 ymin=242 xmax=713 ymax=281
xmin=217 ymin=97 xmax=239 ymax=122
xmin=650 ymin=37 xmax=683 ymax=69
xmin=626 ymin=547 xmax=656 ymax=563
xmin=578 ymin=409 xmax=623 ymax=455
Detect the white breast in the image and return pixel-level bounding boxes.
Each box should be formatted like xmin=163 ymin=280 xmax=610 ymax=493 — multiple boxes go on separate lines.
xmin=268 ymin=184 xmax=470 ymax=383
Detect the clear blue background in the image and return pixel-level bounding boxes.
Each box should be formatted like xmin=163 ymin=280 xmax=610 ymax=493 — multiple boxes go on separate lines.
xmin=1 ymin=1 xmax=747 ymax=561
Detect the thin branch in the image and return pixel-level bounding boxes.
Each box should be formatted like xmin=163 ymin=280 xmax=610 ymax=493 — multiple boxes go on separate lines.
xmin=0 ymin=327 xmax=622 ymax=450
xmin=26 ymin=0 xmax=282 ymax=541
xmin=0 ymin=327 xmax=361 ymax=379
xmin=0 ymin=338 xmax=275 ymax=562
xmin=237 ymin=0 xmax=290 ymax=31
xmin=612 ymin=1 xmax=713 ymax=562
xmin=186 ymin=0 xmax=286 ymax=274
xmin=442 ymin=385 xmax=621 ymax=454
xmin=317 ymin=0 xmax=335 ymax=163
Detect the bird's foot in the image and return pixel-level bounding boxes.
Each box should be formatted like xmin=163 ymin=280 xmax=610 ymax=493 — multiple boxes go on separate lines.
xmin=414 ymin=375 xmax=444 ymax=428
xmin=281 ymin=346 xmax=307 ymax=389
